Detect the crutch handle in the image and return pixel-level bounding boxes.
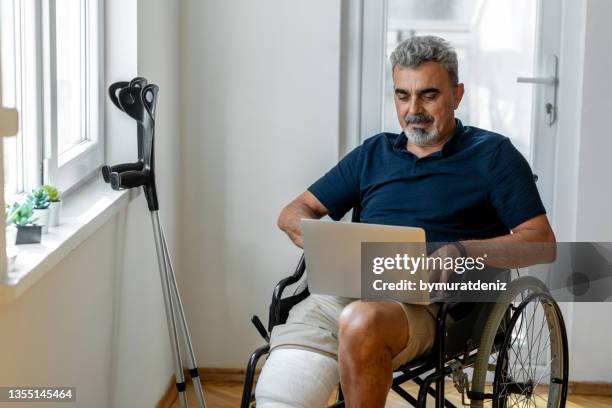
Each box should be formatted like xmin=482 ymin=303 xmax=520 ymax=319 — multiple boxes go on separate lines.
xmin=108 ymin=81 xmax=130 ymax=112
xmin=110 ymin=169 xmax=148 ymax=190
xmin=102 ymin=162 xmax=144 ymax=183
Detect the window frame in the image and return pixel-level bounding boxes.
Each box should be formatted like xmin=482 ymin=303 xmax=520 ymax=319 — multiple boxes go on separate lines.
xmin=359 ymin=0 xmax=388 ymax=143
xmin=42 ymin=0 xmax=104 ymax=194
xmin=338 ymin=0 xmax=389 ymax=157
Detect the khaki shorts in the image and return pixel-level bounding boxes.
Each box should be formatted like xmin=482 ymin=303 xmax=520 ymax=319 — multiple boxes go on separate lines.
xmin=269 ymin=294 xmax=448 ymax=369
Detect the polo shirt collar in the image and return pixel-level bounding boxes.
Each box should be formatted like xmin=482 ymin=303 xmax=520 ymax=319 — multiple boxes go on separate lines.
xmin=393 ymin=119 xmax=465 ymax=158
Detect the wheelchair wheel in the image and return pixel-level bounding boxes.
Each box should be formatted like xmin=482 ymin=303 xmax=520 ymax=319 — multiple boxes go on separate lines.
xmin=470 ymin=277 xmax=568 ymax=408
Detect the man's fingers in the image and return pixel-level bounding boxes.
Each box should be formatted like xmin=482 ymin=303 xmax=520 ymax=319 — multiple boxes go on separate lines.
xmin=294 ymin=235 xmax=304 ymax=248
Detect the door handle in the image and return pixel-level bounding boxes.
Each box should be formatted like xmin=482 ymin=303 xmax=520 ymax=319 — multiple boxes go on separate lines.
xmin=517 ymin=76 xmax=557 ymax=85
xmin=517 ymin=55 xmax=559 ymax=126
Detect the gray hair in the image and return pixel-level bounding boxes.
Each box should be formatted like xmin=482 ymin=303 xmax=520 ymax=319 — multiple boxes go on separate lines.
xmin=390 ymin=36 xmax=459 ymax=86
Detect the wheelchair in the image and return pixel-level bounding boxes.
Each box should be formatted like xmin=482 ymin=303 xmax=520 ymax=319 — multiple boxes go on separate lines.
xmin=241 ymin=213 xmax=569 ymax=408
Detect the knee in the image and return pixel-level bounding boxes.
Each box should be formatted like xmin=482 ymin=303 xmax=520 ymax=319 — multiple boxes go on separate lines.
xmin=338 ymin=301 xmax=392 ymax=355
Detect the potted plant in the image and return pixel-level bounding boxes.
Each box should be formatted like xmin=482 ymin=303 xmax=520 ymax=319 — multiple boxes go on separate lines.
xmin=28 ymin=188 xmax=50 ymax=234
xmin=42 ymin=184 xmax=61 ymax=227
xmin=6 ymin=200 xmax=41 ymax=245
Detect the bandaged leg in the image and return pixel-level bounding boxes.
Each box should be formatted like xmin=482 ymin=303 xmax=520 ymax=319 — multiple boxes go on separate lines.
xmin=255 ymin=348 xmax=339 ymax=408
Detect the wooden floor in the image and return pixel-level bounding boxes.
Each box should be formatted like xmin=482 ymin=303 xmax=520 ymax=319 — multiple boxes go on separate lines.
xmin=169 ymin=381 xmax=612 ymax=407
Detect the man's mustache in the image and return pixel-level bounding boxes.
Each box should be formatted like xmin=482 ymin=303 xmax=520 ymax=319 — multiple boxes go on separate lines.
xmin=404 ymin=114 xmax=434 ymax=124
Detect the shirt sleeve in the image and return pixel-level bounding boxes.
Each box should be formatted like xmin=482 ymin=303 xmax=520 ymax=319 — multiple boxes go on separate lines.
xmin=488 ymin=138 xmax=546 ymax=229
xmin=308 ymin=145 xmax=362 ymax=221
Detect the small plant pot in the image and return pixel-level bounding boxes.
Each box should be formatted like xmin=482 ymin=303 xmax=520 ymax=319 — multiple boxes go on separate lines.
xmin=6 ymin=226 xmax=17 ymax=247
xmin=15 ymin=225 xmax=42 ymax=245
xmin=48 ymin=201 xmax=61 ymax=227
xmin=6 ymin=244 xmax=18 ymax=270
xmin=33 ymin=208 xmax=49 ymax=234
xmin=5 ymin=226 xmax=19 ymax=271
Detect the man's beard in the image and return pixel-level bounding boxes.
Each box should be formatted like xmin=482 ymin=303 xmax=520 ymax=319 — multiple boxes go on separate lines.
xmin=403 ymin=114 xmax=440 ymax=146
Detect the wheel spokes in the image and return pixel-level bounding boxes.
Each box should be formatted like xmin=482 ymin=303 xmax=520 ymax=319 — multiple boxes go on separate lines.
xmin=493 ymin=296 xmax=565 ymax=408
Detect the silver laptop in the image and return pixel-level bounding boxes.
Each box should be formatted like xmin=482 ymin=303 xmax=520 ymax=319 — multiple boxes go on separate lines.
xmin=301 ymin=219 xmax=430 ymax=304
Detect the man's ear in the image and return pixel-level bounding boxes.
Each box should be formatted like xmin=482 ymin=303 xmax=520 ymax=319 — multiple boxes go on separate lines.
xmin=453 ymin=83 xmax=465 ymax=110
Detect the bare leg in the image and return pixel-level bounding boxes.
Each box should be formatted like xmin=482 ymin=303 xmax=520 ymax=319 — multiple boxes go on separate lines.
xmin=338 ymin=300 xmax=410 ymax=408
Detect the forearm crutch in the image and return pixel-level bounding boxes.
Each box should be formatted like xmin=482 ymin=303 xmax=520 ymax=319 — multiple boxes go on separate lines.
xmin=103 ymin=78 xmax=206 ymax=408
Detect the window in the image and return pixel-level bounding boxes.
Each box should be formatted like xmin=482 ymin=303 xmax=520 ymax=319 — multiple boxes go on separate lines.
xmin=1 ymin=0 xmax=103 ymax=202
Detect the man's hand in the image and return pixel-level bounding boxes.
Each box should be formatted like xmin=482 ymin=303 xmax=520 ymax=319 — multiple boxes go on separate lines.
xmin=277 ymin=191 xmax=329 ymax=248
xmin=427 ymin=243 xmax=463 ymax=285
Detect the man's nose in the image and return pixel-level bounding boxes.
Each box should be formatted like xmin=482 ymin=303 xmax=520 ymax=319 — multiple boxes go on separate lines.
xmin=407 ymin=97 xmax=423 ymax=115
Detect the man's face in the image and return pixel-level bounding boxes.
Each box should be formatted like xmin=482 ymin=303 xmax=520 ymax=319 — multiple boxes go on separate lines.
xmin=392 ymin=61 xmax=464 ymax=146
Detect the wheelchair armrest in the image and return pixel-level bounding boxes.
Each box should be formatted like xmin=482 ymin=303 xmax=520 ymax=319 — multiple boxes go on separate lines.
xmin=268 ymin=254 xmax=307 ymax=331
xmin=272 ymin=254 xmax=306 ymax=301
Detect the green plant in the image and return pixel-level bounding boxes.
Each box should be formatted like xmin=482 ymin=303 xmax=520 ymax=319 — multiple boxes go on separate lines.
xmin=28 ymin=188 xmax=50 ymax=209
xmin=6 ymin=201 xmax=38 ymax=227
xmin=42 ymin=184 xmax=61 ymax=202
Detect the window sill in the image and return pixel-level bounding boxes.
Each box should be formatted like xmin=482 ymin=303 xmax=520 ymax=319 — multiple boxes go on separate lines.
xmin=0 ymin=175 xmax=140 ymax=306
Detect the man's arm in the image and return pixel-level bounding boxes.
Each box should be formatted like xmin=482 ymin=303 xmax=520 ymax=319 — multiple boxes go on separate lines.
xmin=277 ymin=191 xmax=329 ymax=248
xmin=460 ymin=214 xmax=557 ymax=268
xmin=430 ymin=214 xmax=556 ymax=285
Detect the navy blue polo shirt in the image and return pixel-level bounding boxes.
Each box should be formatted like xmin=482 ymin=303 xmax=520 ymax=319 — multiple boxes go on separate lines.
xmin=308 ymin=120 xmax=546 ymax=243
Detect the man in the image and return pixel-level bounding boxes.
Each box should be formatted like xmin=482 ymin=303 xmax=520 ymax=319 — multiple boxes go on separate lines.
xmin=255 ymin=36 xmax=555 ymax=407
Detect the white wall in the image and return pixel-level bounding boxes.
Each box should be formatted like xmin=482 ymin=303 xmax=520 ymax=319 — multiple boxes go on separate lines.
xmin=574 ymin=0 xmax=612 ymax=242
xmin=0 ymin=219 xmax=118 ymax=408
xmin=0 ymin=0 xmax=181 ymax=406
xmin=564 ymin=0 xmax=612 ymax=383
xmin=178 ymin=0 xmax=342 ymax=368
xmin=0 ymin=205 xmax=174 ymax=408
